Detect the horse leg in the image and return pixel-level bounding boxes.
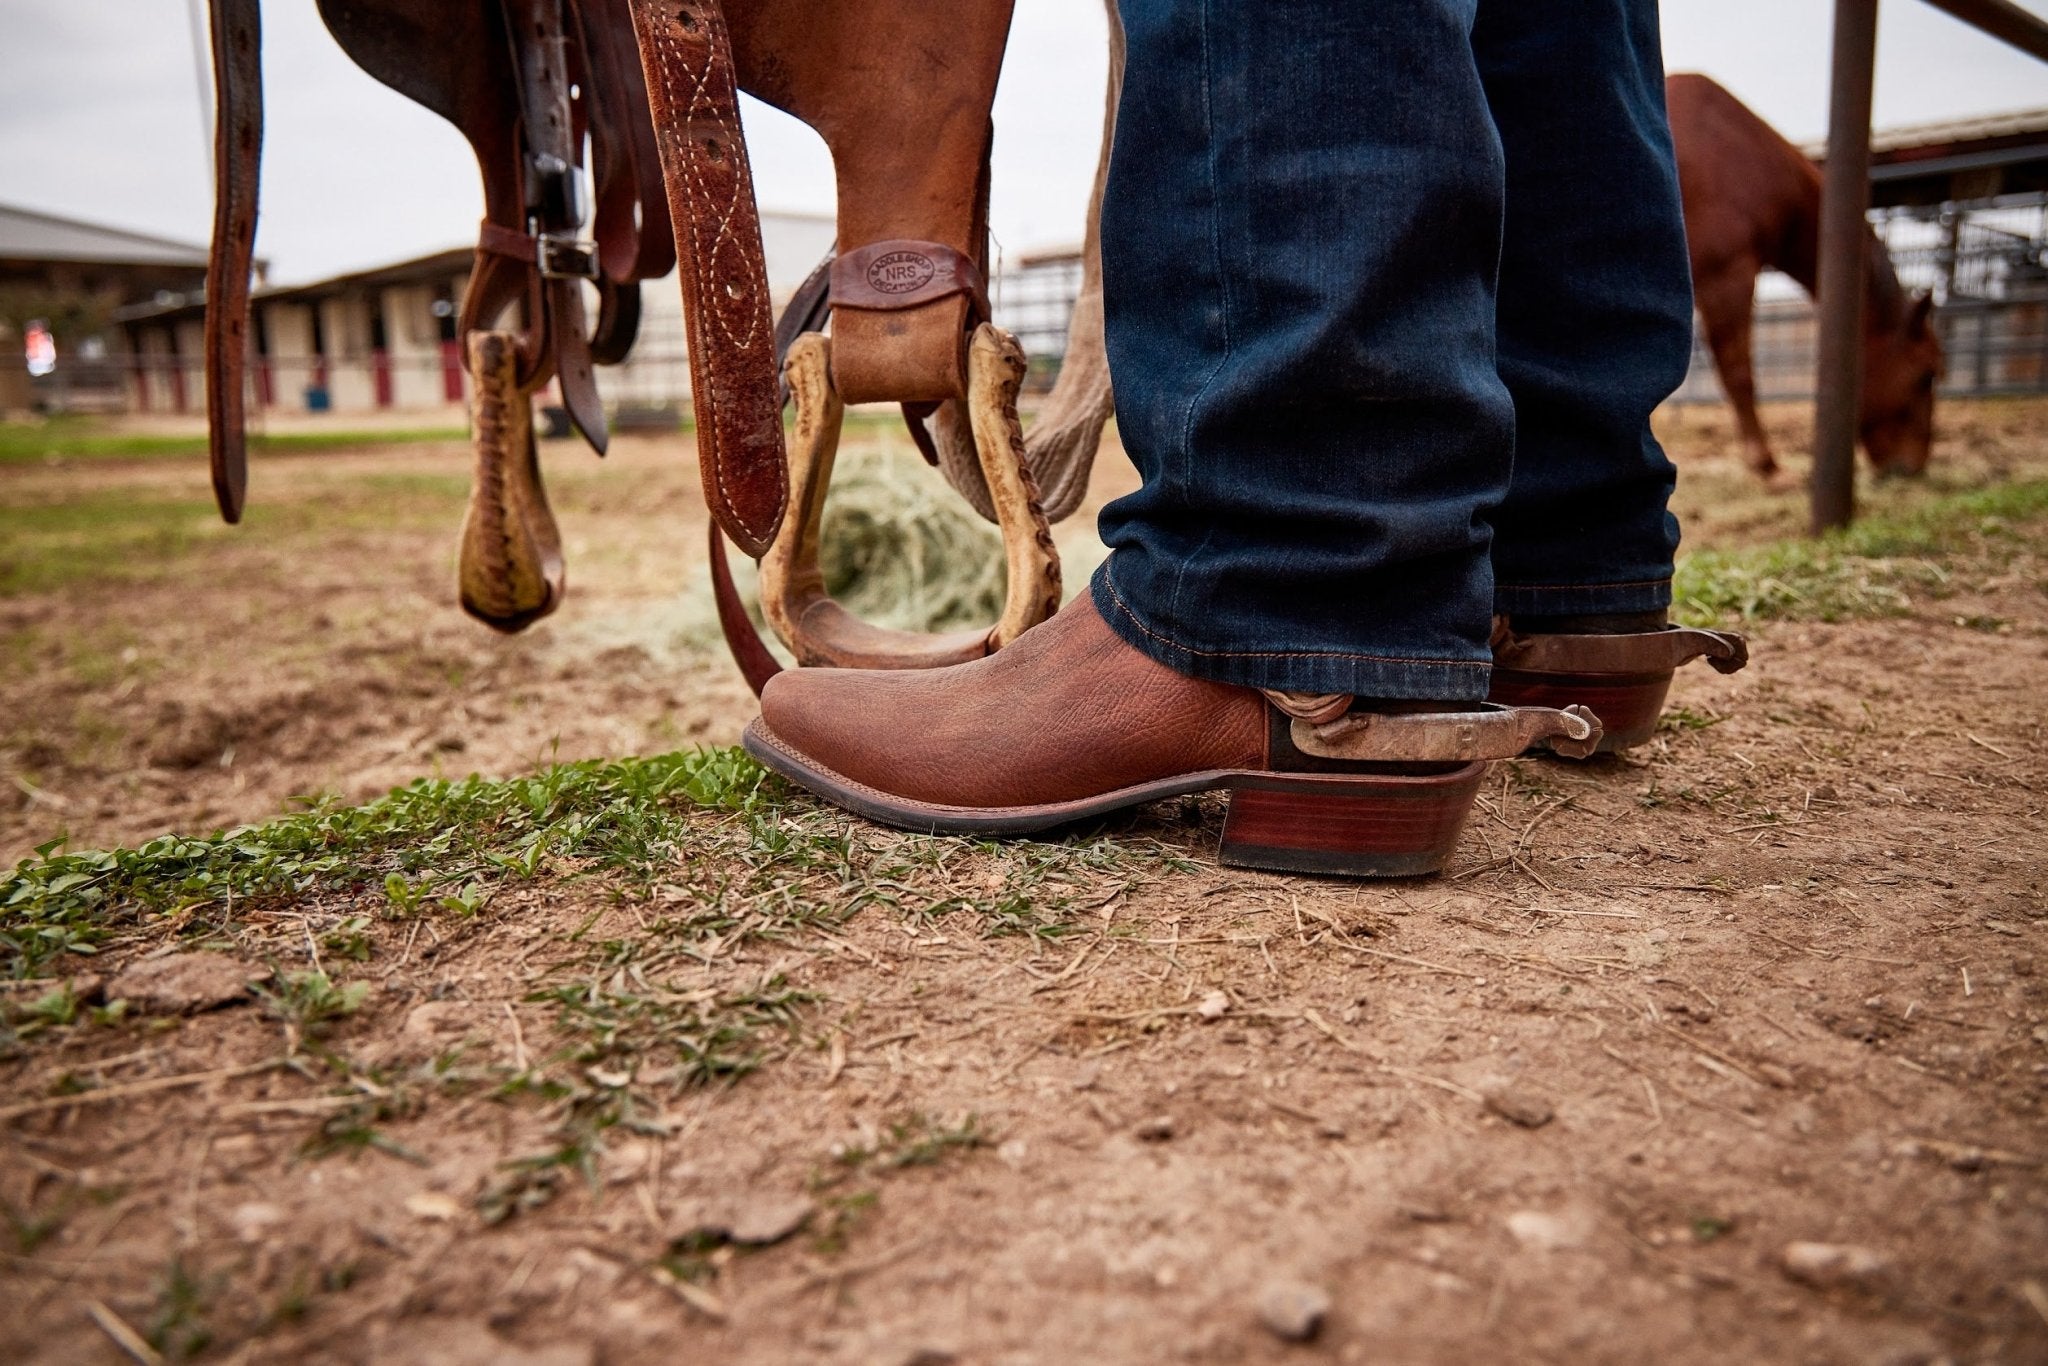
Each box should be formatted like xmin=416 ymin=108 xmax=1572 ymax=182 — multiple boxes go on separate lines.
xmin=1695 ymin=259 xmax=1789 ymax=488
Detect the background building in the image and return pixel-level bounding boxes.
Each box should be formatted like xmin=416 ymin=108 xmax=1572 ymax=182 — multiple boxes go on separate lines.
xmin=0 ymin=202 xmax=225 ymax=415
xmin=115 ymin=211 xmax=838 ymax=422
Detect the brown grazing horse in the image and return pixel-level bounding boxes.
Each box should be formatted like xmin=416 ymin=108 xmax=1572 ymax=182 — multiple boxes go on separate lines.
xmin=1667 ymin=73 xmax=1943 ymax=485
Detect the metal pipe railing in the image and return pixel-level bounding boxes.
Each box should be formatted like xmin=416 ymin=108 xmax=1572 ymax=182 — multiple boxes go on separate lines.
xmin=1921 ymin=0 xmax=2048 ymax=61
xmin=1812 ymin=0 xmax=1880 ymax=534
xmin=1811 ymin=0 xmax=2048 ymax=532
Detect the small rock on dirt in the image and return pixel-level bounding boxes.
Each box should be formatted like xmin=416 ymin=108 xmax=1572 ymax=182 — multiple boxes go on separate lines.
xmin=1399 ymin=1201 xmax=1452 ymax=1224
xmin=1780 ymin=1241 xmax=1888 ymax=1290
xmin=405 ymin=1191 xmax=464 ymax=1222
xmin=147 ymin=710 xmax=234 ymax=769
xmin=229 ymin=1202 xmax=286 ymax=1244
xmin=1482 ymin=1085 xmax=1554 ymax=1129
xmin=1197 ymin=989 xmax=1231 ymax=1020
xmin=368 ymin=1319 xmax=595 ymax=1366
xmin=1255 ymin=1279 xmax=1331 ymax=1342
xmin=107 ymin=952 xmax=259 ymax=1013
xmin=727 ymin=1194 xmax=816 ymax=1246
xmin=1506 ymin=1209 xmax=1585 ymax=1252
xmin=1135 ymin=1116 xmax=1175 ymax=1142
xmin=401 ymin=1001 xmax=483 ymax=1045
xmin=674 ymin=1194 xmax=815 ymax=1248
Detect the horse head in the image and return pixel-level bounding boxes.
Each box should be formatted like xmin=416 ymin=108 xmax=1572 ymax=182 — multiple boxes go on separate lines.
xmin=1860 ymin=290 xmax=1942 ymax=478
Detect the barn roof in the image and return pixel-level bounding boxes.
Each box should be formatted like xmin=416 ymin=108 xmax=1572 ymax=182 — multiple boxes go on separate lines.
xmin=0 ymin=202 xmax=212 ymax=269
xmin=1802 ymin=106 xmax=2048 ymax=159
xmin=1803 ymin=106 xmax=2048 ymax=206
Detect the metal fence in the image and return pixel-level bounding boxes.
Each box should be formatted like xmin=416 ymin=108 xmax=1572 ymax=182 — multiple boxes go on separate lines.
xmin=1672 ymin=189 xmax=2048 ymax=404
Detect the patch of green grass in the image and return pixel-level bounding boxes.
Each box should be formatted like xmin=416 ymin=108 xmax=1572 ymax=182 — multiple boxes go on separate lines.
xmin=0 ymin=418 xmax=465 ymax=466
xmin=0 ymin=494 xmax=227 ymax=594
xmin=0 ymin=747 xmax=772 ymax=980
xmin=3 ymin=1195 xmax=69 ymax=1254
xmin=257 ymin=970 xmax=369 ymax=1039
xmin=1691 ymin=1214 xmax=1736 ymax=1243
xmin=835 ymin=1112 xmax=989 ymax=1171
xmin=301 ymin=1093 xmax=427 ymax=1164
xmin=807 ymin=1188 xmax=879 ymax=1256
xmin=147 ymin=1256 xmax=215 ymax=1360
xmin=533 ymin=969 xmax=813 ymax=1089
xmin=1674 ymin=479 xmax=2048 ymax=625
xmin=3 ymin=744 xmax=1202 ymax=982
xmin=0 ymin=477 xmax=468 ymax=596
xmin=1658 ymin=707 xmax=1725 ymax=734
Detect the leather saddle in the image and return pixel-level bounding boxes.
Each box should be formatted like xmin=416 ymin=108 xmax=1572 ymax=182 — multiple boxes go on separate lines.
xmin=202 ymin=0 xmax=1124 ymax=688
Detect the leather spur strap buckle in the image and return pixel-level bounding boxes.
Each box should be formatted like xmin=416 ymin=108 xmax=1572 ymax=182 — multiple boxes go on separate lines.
xmin=536 ymin=234 xmax=601 ymax=281
xmin=755 ymin=324 xmax=1062 ymax=670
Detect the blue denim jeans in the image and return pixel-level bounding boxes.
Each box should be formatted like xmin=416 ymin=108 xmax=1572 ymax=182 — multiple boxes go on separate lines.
xmin=1092 ymin=0 xmax=1694 ymax=700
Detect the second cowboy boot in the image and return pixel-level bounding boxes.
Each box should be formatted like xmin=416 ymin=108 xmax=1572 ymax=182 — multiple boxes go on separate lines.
xmin=1486 ymin=612 xmax=1748 ymax=752
xmin=745 ymin=595 xmax=1600 ymax=877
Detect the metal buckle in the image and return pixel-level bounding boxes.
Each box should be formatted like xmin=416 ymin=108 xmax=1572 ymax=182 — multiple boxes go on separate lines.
xmin=536 ymin=234 xmax=599 ymax=281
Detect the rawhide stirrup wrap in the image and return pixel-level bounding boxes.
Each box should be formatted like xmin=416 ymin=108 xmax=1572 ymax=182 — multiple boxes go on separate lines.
xmin=755 ymin=325 xmax=1060 ymax=671
xmin=459 ymin=332 xmax=567 ymax=631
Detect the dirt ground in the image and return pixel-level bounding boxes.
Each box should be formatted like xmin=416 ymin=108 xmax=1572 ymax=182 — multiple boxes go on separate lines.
xmin=2 ymin=399 xmax=2045 ymax=1364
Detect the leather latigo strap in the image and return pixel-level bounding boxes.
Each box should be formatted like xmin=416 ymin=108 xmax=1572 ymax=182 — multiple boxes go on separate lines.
xmin=624 ymin=0 xmax=788 ymax=559
xmin=1492 ymin=626 xmax=1749 ymax=676
xmin=514 ymin=0 xmax=608 ymax=453
xmin=204 ymin=0 xmax=262 ymax=524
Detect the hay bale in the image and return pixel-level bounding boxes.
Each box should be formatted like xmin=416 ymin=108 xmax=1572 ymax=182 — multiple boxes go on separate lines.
xmin=815 ymin=443 xmax=1006 ymax=634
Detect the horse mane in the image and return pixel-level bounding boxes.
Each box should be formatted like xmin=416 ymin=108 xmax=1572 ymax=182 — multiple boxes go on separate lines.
xmin=1864 ymin=228 xmax=1911 ymax=332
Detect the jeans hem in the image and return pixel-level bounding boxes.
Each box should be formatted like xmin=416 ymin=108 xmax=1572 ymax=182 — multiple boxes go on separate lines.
xmin=1494 ymin=577 xmax=1673 ymax=616
xmin=1093 ymin=563 xmax=1491 ymax=702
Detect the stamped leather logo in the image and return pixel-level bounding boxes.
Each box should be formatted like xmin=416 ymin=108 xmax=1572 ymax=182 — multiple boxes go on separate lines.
xmin=866 ymin=250 xmax=937 ymax=295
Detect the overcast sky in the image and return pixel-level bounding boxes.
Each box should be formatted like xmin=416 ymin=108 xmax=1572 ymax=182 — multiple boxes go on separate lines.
xmin=2 ymin=1 xmax=2045 ymax=285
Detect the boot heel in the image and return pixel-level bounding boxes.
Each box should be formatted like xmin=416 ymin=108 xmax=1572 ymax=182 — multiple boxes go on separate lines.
xmin=1220 ymin=763 xmax=1487 ymax=878
xmin=1488 ymin=669 xmax=1672 ymax=753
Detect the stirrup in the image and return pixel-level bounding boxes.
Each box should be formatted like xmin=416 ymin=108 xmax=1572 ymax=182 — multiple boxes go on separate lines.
xmin=757 ymin=324 xmax=1062 ymax=669
xmin=457 ymin=330 xmax=566 ymax=632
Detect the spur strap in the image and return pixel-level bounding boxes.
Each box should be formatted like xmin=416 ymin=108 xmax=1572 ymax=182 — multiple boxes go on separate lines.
xmin=624 ymin=0 xmax=788 ymax=559
xmin=203 ymin=0 xmax=262 ymax=524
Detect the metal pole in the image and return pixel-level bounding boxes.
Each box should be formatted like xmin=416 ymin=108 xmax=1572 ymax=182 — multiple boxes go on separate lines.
xmin=1811 ymin=0 xmax=1881 ymax=534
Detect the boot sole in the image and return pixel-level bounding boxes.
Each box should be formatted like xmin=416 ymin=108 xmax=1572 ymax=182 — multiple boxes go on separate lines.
xmin=1487 ymin=669 xmax=1674 ymax=753
xmin=743 ymin=719 xmax=1486 ymax=878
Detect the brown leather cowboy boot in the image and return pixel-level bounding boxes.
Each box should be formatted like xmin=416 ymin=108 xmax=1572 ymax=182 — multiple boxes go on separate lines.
xmin=745 ymin=595 xmax=1600 ymax=877
xmin=1486 ymin=611 xmax=1748 ymax=752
